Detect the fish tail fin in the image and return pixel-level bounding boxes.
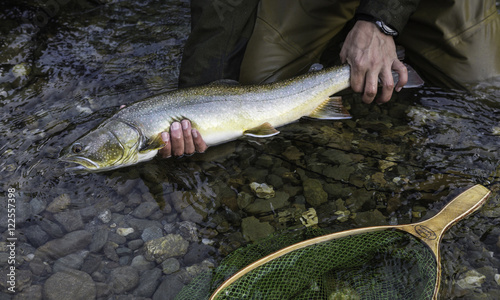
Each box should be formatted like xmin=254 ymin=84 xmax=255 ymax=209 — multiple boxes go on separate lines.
xmin=307 ymin=96 xmax=351 ymax=120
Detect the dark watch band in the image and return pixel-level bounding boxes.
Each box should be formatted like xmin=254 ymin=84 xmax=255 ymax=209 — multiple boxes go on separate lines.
xmin=355 ymin=14 xmax=399 ymax=37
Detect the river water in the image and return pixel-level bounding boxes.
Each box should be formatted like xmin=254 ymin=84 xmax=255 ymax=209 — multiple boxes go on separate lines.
xmin=1 ymin=0 xmax=499 ymax=299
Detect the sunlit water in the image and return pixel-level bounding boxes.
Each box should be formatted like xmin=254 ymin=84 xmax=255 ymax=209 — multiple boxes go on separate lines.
xmin=1 ymin=0 xmax=499 ymax=299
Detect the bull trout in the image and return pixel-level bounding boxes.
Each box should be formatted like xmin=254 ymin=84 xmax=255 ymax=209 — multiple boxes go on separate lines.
xmin=60 ymin=65 xmax=353 ymax=172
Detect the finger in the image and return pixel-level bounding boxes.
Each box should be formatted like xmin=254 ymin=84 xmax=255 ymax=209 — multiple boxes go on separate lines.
xmin=158 ymin=132 xmax=172 ymax=158
xmin=393 ymin=60 xmax=408 ymax=92
xmin=181 ymin=120 xmax=195 ymax=155
xmin=376 ymin=68 xmax=395 ymax=104
xmin=362 ymin=71 xmax=378 ymax=104
xmin=192 ymin=129 xmax=208 ymax=153
xmin=170 ymin=122 xmax=185 ymax=156
xmin=349 ymin=63 xmax=366 ymax=93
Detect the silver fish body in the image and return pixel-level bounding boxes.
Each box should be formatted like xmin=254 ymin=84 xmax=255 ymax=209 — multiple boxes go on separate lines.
xmin=60 ymin=65 xmax=352 ymax=171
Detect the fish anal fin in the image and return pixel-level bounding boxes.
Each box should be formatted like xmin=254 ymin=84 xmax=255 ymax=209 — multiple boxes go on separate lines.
xmin=244 ymin=122 xmax=280 ymax=138
xmin=307 ymin=96 xmax=351 ymax=120
xmin=139 ymin=133 xmax=165 ymax=153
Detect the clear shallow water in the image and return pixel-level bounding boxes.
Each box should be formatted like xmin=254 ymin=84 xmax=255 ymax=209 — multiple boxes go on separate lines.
xmin=1 ymin=0 xmax=500 ymax=299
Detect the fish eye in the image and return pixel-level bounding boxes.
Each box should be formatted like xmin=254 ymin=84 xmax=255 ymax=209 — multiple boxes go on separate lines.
xmin=72 ymin=144 xmax=83 ymax=154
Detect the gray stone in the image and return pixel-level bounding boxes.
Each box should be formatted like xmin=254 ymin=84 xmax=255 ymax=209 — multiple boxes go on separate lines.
xmin=133 ymin=268 xmax=162 ymax=297
xmin=132 ymin=202 xmax=159 ymax=218
xmin=179 ymin=205 xmax=205 ymax=223
xmin=35 ymin=230 xmax=92 ymax=260
xmin=25 ymin=225 xmax=49 ymax=248
xmin=89 ymin=228 xmax=109 ymax=253
xmin=15 ymin=199 xmax=32 ymax=224
xmin=29 ymin=198 xmax=46 ymax=215
xmin=54 ymin=210 xmax=84 ymax=232
xmin=13 ymin=284 xmax=42 ymax=300
xmin=241 ymin=216 xmax=275 ymax=242
xmin=38 ymin=219 xmax=64 ymax=238
xmin=81 ymin=254 xmax=102 ymax=275
xmin=116 ymin=247 xmax=133 ymax=256
xmin=95 ymin=282 xmax=112 ymax=299
xmin=46 ymin=194 xmax=71 ymax=213
xmin=131 ymin=255 xmax=155 ymax=271
xmin=178 ymin=221 xmax=199 ymax=242
xmin=141 ymin=226 xmax=164 ymax=242
xmin=152 ymin=275 xmax=185 ymax=300
xmin=109 ymin=266 xmax=139 ymax=294
xmin=144 ymin=234 xmax=189 ymax=263
xmin=97 ymin=209 xmax=112 ymax=223
xmin=29 ymin=257 xmax=49 ymax=276
xmin=161 ymin=258 xmax=180 ymax=274
xmin=53 ymin=250 xmax=88 ymax=272
xmin=128 ymin=239 xmax=144 ymax=250
xmin=79 ymin=206 xmax=97 ymax=221
xmin=183 ymin=243 xmax=216 ymax=266
xmin=43 ymin=270 xmax=96 ymax=300
xmin=303 ymin=178 xmax=328 ymax=207
xmin=127 ymin=218 xmax=163 ymax=231
xmin=103 ymin=242 xmax=119 ymax=262
xmin=108 ymin=232 xmax=127 ymax=245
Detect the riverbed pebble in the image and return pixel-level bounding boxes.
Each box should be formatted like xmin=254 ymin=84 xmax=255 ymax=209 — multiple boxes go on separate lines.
xmin=43 ymin=270 xmax=96 ymax=300
xmin=144 ymin=234 xmax=189 ymax=263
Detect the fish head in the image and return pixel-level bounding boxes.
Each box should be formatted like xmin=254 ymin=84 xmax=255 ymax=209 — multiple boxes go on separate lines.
xmin=60 ymin=120 xmax=147 ymax=172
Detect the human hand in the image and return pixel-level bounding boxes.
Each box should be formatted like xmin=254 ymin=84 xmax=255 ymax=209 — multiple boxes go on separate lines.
xmin=340 ymin=20 xmax=408 ymax=104
xmin=158 ymin=120 xmax=208 ymax=158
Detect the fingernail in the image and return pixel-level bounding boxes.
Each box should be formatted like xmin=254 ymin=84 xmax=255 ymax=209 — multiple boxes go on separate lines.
xmin=192 ymin=129 xmax=198 ymax=138
xmin=396 ymin=86 xmax=402 ymax=92
xmin=181 ymin=120 xmax=190 ymax=130
xmin=171 ymin=122 xmax=180 ymax=130
xmin=161 ymin=132 xmax=169 ymax=143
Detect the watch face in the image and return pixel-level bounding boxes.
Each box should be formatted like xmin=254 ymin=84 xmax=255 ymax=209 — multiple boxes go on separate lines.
xmin=375 ymin=20 xmax=398 ymax=36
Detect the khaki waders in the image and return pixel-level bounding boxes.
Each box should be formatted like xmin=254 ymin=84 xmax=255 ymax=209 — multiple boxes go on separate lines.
xmin=179 ymin=0 xmax=500 ymax=89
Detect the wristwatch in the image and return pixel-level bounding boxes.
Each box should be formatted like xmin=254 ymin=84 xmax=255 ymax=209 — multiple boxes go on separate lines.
xmin=355 ymin=14 xmax=399 ymax=37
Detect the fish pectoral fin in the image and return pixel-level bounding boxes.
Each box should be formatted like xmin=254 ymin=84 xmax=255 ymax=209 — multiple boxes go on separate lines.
xmin=244 ymin=122 xmax=280 ymax=138
xmin=139 ymin=133 xmax=165 ymax=153
xmin=306 ymin=96 xmax=351 ymax=120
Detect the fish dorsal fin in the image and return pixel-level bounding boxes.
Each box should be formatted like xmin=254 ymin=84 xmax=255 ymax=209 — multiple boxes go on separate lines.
xmin=307 ymin=96 xmax=351 ymax=120
xmin=244 ymin=122 xmax=280 ymax=137
xmin=209 ymin=79 xmax=240 ymax=86
xmin=139 ymin=133 xmax=165 ymax=153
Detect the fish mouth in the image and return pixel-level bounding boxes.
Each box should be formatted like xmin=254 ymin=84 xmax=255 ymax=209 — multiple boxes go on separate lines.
xmin=59 ymin=155 xmax=100 ymax=171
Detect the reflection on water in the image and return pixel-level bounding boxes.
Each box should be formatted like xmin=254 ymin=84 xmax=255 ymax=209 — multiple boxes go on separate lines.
xmin=1 ymin=0 xmax=499 ymax=299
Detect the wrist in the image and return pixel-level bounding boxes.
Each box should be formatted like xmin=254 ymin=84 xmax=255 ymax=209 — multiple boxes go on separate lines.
xmin=354 ymin=14 xmax=398 ymax=37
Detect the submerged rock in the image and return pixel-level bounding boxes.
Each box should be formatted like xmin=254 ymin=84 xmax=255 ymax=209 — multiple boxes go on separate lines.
xmin=43 ymin=270 xmax=96 ymax=300
xmin=303 ymin=178 xmax=328 ymax=207
xmin=144 ymin=234 xmax=189 ymax=263
xmin=109 ymin=266 xmax=139 ymax=294
xmin=250 ymin=182 xmax=275 ymax=199
xmin=241 ymin=216 xmax=275 ymax=242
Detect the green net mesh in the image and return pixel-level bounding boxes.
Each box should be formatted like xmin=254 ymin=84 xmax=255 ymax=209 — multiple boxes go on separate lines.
xmin=175 ymin=228 xmax=437 ymax=300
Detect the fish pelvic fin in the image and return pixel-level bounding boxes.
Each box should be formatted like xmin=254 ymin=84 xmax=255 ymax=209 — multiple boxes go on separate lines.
xmin=307 ymin=96 xmax=351 ymax=120
xmin=139 ymin=133 xmax=165 ymax=153
xmin=244 ymin=122 xmax=280 ymax=138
